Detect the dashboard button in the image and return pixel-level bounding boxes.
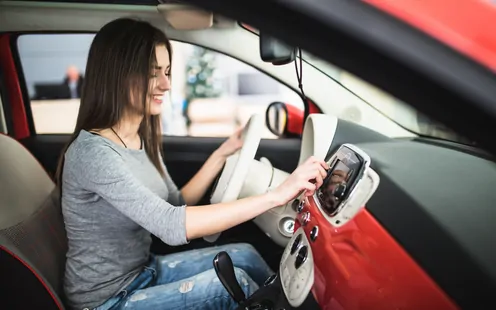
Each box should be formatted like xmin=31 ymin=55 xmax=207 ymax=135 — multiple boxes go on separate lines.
xmin=292 ymin=199 xmax=304 ymax=213
xmin=290 ymin=234 xmax=302 ymax=255
xmin=310 ymin=226 xmax=319 ymax=241
xmin=295 ymin=245 xmax=308 ymax=269
xmin=300 ymin=211 xmax=311 ymax=226
xmin=298 ymin=201 xmax=304 ymax=213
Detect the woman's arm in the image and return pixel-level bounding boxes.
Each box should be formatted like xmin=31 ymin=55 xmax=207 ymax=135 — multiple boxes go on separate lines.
xmin=184 ymin=156 xmax=328 ymax=240
xmin=72 ymin=140 xmax=326 ymax=244
xmin=185 ymin=192 xmax=277 ymax=240
xmin=180 ymin=130 xmax=243 ymax=205
xmin=180 ymin=149 xmax=225 ymax=205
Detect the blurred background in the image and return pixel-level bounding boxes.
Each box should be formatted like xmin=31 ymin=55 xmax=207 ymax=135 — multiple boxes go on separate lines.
xmin=18 ymin=34 xmax=303 ymax=138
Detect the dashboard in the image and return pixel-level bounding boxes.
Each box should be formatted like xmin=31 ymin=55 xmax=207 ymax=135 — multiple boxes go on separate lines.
xmin=258 ymin=114 xmax=495 ymax=309
xmin=348 ymin=139 xmax=496 ymax=309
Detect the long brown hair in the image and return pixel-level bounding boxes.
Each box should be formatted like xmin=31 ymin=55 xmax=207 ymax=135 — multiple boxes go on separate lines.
xmin=55 ymin=18 xmax=172 ymax=186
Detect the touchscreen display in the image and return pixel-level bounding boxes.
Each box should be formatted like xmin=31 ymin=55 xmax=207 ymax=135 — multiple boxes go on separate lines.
xmin=316 ymin=145 xmax=365 ymax=217
xmin=318 ymin=160 xmax=352 ymax=213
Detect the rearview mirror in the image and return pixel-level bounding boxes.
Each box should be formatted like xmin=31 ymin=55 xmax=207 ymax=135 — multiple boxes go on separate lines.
xmin=265 ymin=102 xmax=288 ymax=137
xmin=259 ymin=32 xmax=296 ymax=65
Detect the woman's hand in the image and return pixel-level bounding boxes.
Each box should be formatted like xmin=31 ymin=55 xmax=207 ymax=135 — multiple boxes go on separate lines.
xmin=182 ymin=129 xmax=243 ymax=205
xmin=215 ymin=128 xmax=244 ymax=159
xmin=270 ymin=156 xmax=329 ymax=206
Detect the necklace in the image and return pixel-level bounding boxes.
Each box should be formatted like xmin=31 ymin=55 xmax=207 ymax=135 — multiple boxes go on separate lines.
xmin=110 ymin=127 xmax=127 ymax=148
xmin=110 ymin=127 xmax=143 ymax=149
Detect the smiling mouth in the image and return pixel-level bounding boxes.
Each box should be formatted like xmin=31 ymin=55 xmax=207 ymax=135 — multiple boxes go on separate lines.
xmin=152 ymin=94 xmax=163 ymax=103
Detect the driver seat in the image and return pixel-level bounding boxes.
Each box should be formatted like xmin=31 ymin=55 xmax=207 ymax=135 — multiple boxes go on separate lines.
xmin=0 ymin=133 xmax=67 ymax=309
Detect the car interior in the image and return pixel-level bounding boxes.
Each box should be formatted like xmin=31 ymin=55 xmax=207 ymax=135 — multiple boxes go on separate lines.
xmin=0 ymin=0 xmax=495 ymax=310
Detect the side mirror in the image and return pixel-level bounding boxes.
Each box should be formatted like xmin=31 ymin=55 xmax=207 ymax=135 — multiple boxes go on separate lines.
xmin=265 ymin=102 xmax=288 ymax=137
xmin=259 ymin=32 xmax=296 ymax=65
xmin=266 ymin=102 xmax=308 ymax=137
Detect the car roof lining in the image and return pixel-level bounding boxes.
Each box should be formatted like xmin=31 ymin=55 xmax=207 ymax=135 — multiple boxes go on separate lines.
xmin=12 ymin=0 xmax=160 ymax=5
xmin=0 ymin=1 xmax=236 ymax=30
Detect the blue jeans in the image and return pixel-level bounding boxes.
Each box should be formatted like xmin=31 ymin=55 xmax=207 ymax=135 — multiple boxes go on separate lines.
xmin=95 ymin=243 xmax=273 ymax=310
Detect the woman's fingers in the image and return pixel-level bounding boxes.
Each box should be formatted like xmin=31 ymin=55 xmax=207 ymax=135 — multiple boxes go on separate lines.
xmin=313 ymin=170 xmax=324 ymax=189
xmin=304 ymin=164 xmax=326 ymax=184
xmin=317 ymin=164 xmax=328 ymax=179
xmin=303 ymin=182 xmax=317 ymax=196
xmin=292 ymin=157 xmax=330 ymax=197
xmin=303 ymin=157 xmax=328 ymax=170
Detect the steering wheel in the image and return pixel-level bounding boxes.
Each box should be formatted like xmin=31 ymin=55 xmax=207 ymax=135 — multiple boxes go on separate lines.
xmin=204 ymin=114 xmax=265 ymax=242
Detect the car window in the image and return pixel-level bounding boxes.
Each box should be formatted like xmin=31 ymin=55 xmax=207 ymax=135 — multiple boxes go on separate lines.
xmin=17 ymin=34 xmax=304 ymax=138
xmin=303 ymin=51 xmax=474 ymax=144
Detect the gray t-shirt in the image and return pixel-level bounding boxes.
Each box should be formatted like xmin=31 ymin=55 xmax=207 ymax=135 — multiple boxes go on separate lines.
xmin=61 ymin=130 xmax=188 ymax=310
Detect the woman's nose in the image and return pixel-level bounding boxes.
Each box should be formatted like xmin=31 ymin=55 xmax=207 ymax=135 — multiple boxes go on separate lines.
xmin=157 ymin=74 xmax=170 ymax=91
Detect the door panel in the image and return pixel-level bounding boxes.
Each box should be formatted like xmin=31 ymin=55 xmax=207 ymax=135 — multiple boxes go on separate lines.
xmin=20 ymin=134 xmax=301 ymax=183
xmin=163 ymin=136 xmax=301 ymax=189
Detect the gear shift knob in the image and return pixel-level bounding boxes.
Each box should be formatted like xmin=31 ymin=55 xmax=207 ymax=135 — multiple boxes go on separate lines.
xmin=213 ymin=251 xmax=246 ymax=304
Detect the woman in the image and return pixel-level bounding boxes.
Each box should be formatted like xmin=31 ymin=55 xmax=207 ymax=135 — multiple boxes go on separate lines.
xmin=58 ymin=18 xmax=328 ymax=310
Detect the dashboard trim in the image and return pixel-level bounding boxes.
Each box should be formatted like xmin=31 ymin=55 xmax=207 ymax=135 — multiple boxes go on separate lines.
xmin=279 ymin=227 xmax=315 ymax=308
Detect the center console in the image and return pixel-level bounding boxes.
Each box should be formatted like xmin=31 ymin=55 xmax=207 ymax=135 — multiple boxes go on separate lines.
xmin=278 ymin=227 xmax=314 ymax=308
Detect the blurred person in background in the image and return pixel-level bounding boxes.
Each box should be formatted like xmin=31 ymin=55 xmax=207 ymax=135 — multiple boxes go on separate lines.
xmin=62 ymin=65 xmax=84 ymax=99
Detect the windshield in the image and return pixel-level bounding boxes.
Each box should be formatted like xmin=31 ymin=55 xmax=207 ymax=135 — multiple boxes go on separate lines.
xmin=302 ymin=52 xmax=474 ymax=145
xmin=240 ymin=23 xmax=474 ymax=145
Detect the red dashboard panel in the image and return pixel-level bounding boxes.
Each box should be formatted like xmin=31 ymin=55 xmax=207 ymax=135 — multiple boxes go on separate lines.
xmin=295 ymin=197 xmax=458 ymax=310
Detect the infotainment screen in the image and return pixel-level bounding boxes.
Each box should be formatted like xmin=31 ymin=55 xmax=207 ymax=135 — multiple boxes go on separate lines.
xmin=317 ymin=145 xmax=364 ymax=216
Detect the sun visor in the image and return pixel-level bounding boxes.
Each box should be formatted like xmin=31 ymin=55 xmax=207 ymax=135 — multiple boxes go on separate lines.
xmin=157 ymin=4 xmax=213 ymax=30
